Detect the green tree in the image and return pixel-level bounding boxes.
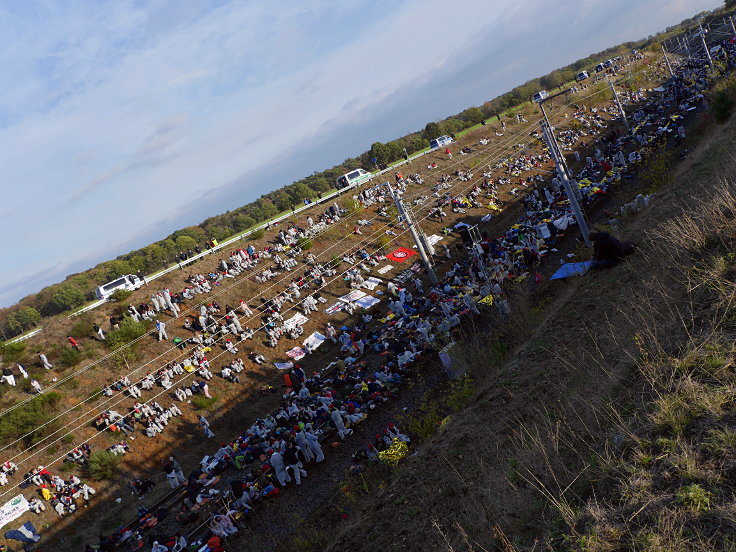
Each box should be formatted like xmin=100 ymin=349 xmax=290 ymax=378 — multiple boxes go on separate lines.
xmin=127 ymin=255 xmax=147 ymax=272
xmin=369 ymin=142 xmax=390 ymax=166
xmin=386 ymin=141 xmax=403 ymax=163
xmin=423 ymin=121 xmax=442 ymax=139
xmin=287 ymin=182 xmax=314 ymax=203
xmin=44 ymin=286 xmax=85 ymax=315
xmin=175 ymin=226 xmax=207 ymax=242
xmin=95 ymin=260 xmax=130 ymax=282
xmin=409 ymin=136 xmax=429 ymax=153
xmin=175 ymin=235 xmax=197 ymax=252
xmin=460 ymin=107 xmax=484 ymax=126
xmin=307 ymin=176 xmax=331 ymax=193
xmin=233 ymin=214 xmax=256 ymax=232
xmin=443 ymin=118 xmax=465 ymax=134
xmin=144 ymin=244 xmax=167 ymax=267
xmin=713 ymin=90 xmax=734 ymax=123
xmin=271 ymin=191 xmax=293 ymax=212
xmin=6 ymin=307 xmax=41 ymax=335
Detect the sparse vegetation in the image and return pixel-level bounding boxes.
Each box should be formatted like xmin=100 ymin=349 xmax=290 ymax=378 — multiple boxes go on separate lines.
xmin=0 ymin=341 xmax=26 ymax=363
xmin=191 ymin=395 xmax=218 ymax=410
xmin=297 ymin=238 xmax=313 ymax=250
xmin=58 ymin=347 xmax=83 ymax=367
xmin=0 ymin=392 xmax=61 ymax=447
xmin=87 ymin=450 xmax=122 ymax=480
xmin=108 ymin=288 xmax=133 ymax=302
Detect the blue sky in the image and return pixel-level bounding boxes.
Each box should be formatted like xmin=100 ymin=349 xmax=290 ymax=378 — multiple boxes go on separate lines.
xmin=0 ymin=0 xmax=721 ymax=307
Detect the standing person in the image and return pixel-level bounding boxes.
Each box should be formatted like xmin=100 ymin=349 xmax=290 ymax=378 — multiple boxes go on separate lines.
xmin=38 ymin=352 xmax=53 ymax=370
xmin=93 ymin=323 xmax=106 ymax=341
xmin=156 ymin=320 xmax=168 ymax=342
xmin=305 ymin=427 xmax=325 ymax=462
xmin=325 ymin=323 xmax=337 ymax=344
xmin=198 ymin=379 xmax=212 ymax=399
xmin=331 ymin=406 xmax=352 ymax=440
xmin=269 ymin=449 xmax=290 ymax=487
xmin=283 ymin=441 xmax=307 ymax=485
xmin=169 ymin=456 xmax=185 ymax=481
xmin=67 ymin=336 xmax=80 ymax=352
xmin=198 ymin=415 xmax=215 ymax=438
xmin=164 ymin=458 xmax=186 ymax=488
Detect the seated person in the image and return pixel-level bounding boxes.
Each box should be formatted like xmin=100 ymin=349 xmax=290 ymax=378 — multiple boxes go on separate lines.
xmin=588 ymin=231 xmax=636 ymax=269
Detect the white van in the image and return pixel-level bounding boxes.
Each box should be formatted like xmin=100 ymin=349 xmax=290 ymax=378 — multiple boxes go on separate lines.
xmin=429 ymin=135 xmax=453 ymax=149
xmin=336 ymin=168 xmax=373 ymax=190
xmin=576 ymin=71 xmax=589 ymax=81
xmin=532 ymin=90 xmax=549 ymax=103
xmin=95 ymin=274 xmax=143 ymax=300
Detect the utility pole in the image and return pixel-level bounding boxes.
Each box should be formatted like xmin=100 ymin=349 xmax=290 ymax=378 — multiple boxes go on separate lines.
xmin=681 ymin=36 xmax=692 ymax=60
xmin=661 ymin=45 xmax=675 ymax=78
xmin=698 ymin=20 xmax=713 ymax=66
xmin=537 ymin=94 xmax=591 ymax=247
xmin=605 ymin=74 xmax=630 ymax=132
xmin=539 ymin=103 xmax=572 ymax=190
xmin=385 ymin=182 xmax=438 ymax=284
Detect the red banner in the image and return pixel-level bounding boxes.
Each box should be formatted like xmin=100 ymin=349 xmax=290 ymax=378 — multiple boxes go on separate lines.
xmin=386 ymin=247 xmax=417 ymax=263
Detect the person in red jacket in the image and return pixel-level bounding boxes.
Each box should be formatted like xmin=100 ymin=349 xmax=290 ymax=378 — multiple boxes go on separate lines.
xmin=67 ymin=336 xmax=80 ymax=351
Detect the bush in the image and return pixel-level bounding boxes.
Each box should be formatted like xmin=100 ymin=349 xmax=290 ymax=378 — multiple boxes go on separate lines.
xmin=191 ymin=395 xmax=218 ymax=410
xmin=297 ymin=238 xmax=313 ymax=250
xmin=108 ymin=289 xmax=133 ymax=302
xmin=445 ymin=374 xmax=475 ymax=412
xmin=402 ymin=393 xmax=444 ymax=442
xmin=712 ymin=90 xmax=734 ymax=124
xmin=250 ymin=228 xmax=265 ymax=240
xmin=675 ymin=484 xmax=712 ymax=511
xmin=0 ymin=392 xmax=61 ymax=446
xmin=69 ymin=313 xmax=93 ymax=339
xmin=376 ymin=235 xmax=391 ymax=250
xmin=107 ymin=317 xmax=150 ymax=349
xmin=640 ymin=147 xmax=673 ymax=194
xmin=106 ymin=317 xmax=150 ymax=368
xmin=0 ymin=341 xmax=26 ymax=363
xmin=87 ymin=451 xmax=122 ymax=480
xmin=58 ymin=348 xmax=83 ymax=367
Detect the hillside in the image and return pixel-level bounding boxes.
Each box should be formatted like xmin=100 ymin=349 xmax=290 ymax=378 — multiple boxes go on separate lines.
xmin=0 ymin=6 xmax=732 ymax=552
xmin=283 ymin=48 xmax=736 ymax=552
xmin=0 ymin=46 xmax=677 ymax=550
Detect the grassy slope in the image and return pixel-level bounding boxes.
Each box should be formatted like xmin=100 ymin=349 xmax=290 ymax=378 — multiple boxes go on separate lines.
xmin=290 ymin=78 xmax=736 ymax=552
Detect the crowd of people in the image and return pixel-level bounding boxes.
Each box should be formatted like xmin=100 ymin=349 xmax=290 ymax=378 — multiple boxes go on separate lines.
xmin=0 ymin=40 xmax=726 ymax=551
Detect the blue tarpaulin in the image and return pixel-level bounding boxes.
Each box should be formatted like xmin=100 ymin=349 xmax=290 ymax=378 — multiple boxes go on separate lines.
xmin=550 ymin=261 xmax=591 ymax=280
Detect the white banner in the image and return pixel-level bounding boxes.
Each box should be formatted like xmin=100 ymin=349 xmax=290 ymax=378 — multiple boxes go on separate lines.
xmin=0 ymin=495 xmax=29 ymax=529
xmin=283 ymin=313 xmax=309 ymax=329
